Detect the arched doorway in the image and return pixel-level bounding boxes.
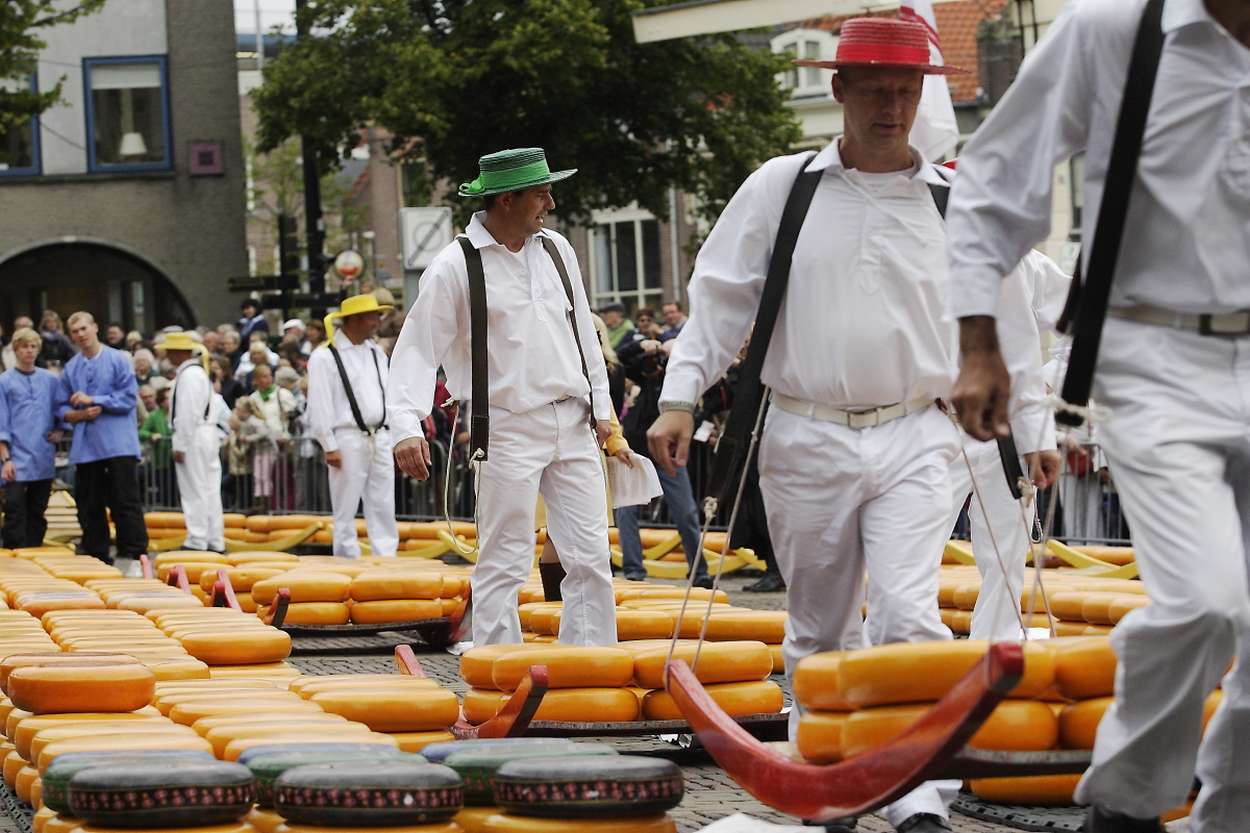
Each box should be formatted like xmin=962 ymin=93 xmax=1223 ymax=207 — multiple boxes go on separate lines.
xmin=0 ymin=241 xmax=195 ymax=335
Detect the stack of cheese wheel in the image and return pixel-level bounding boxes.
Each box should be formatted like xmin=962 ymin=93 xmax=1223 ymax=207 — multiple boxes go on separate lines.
xmin=251 ymin=568 xmax=357 ymax=626
xmin=0 ymin=608 xmax=60 ymax=658
xmin=288 ymin=674 xmax=459 ymax=751
xmin=151 ymin=608 xmax=297 ymax=680
xmin=461 ymin=645 xmax=640 ymax=724
xmin=155 ymin=677 xmax=402 ymax=760
xmin=626 ymin=640 xmax=783 ymax=721
xmin=792 ymin=640 xmax=1060 ymax=779
xmin=348 ymin=566 xmax=466 ymax=625
xmin=194 ymin=552 xmax=300 ymax=613
xmin=0 ymin=562 xmax=107 ymax=618
xmin=44 ymin=609 xmax=211 ymax=680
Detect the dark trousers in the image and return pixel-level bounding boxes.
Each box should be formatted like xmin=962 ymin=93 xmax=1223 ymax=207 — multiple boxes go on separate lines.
xmin=2 ymin=479 xmax=53 ymax=548
xmin=75 ymin=456 xmax=148 ymax=561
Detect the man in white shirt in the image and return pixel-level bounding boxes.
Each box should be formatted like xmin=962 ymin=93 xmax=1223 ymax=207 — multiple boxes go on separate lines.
xmin=946 ymin=2 xmax=1250 ymax=831
xmin=307 ymin=295 xmax=398 ymax=558
xmin=166 ymin=332 xmax=224 ymax=553
xmin=648 ymin=19 xmax=1057 ymax=833
xmin=389 ymin=147 xmax=617 ymax=648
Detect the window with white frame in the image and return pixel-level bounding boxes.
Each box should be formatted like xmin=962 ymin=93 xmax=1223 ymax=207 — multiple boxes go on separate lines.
xmin=771 ymin=29 xmax=837 ymax=98
xmin=84 ymin=56 xmax=172 ymax=172
xmin=589 ymin=216 xmax=663 ymax=314
xmin=0 ymin=75 xmax=40 ymax=176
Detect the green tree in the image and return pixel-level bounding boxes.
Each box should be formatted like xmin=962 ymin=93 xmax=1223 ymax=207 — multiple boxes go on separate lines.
xmin=1 ymin=1 xmax=108 ymax=129
xmin=252 ymin=0 xmax=800 ymax=227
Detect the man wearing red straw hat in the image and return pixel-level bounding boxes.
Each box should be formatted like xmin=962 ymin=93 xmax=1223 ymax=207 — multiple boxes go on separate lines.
xmin=649 ymin=17 xmax=1057 ymax=833
xmin=946 ymin=1 xmax=1250 ymax=831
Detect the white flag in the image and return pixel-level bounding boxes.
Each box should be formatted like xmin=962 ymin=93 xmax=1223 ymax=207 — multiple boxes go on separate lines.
xmin=900 ymin=0 xmax=959 ymax=162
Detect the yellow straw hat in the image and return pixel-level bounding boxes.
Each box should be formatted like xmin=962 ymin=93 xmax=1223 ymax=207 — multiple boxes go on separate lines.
xmin=161 ymin=331 xmax=209 ymax=372
xmin=323 ymin=293 xmax=393 ymax=343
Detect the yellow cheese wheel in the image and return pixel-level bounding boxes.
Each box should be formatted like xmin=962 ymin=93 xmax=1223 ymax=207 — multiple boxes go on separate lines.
xmin=227 ymin=551 xmax=301 ymax=565
xmin=1049 ymin=591 xmax=1095 ymax=622
xmin=28 ymin=724 xmax=196 ymax=763
xmin=281 ymin=602 xmax=351 ymax=626
xmin=245 ymin=809 xmax=286 ymax=833
xmin=462 ymin=687 xmax=641 ymax=725
xmin=791 ymin=652 xmax=854 ymax=712
xmin=969 ymin=774 xmax=1082 ymax=806
xmin=1058 ymin=697 xmax=1111 ymax=749
xmin=43 ymin=815 xmax=80 ymax=833
xmin=190 ymin=712 xmax=348 ymax=736
xmin=952 ymin=583 xmax=981 ymax=612
xmin=9 ymin=713 xmax=163 ymax=754
xmin=179 ymin=630 xmax=292 ymax=665
xmin=275 ymin=825 xmax=463 ymax=833
xmin=207 ymin=663 xmax=301 ymax=680
xmin=290 ymin=677 xmax=441 ymax=699
xmin=678 ymin=610 xmax=787 ymax=643
xmin=1053 ymin=637 xmax=1116 ymax=699
xmin=308 ymin=688 xmax=460 ymax=732
xmin=18 ymin=597 xmax=106 ymax=618
xmin=168 ymin=699 xmax=324 ymax=726
xmin=114 ymin=595 xmax=207 ymax=613
xmin=491 ymin=646 xmax=634 ymax=691
xmin=203 ymin=722 xmax=377 ymax=756
xmin=1107 ymin=596 xmax=1149 ymax=624
xmin=15 ymin=763 xmax=37 ymax=803
xmin=349 ymin=571 xmax=444 ymax=602
xmin=3 ymin=750 xmax=27 ymax=788
xmin=349 ymin=600 xmax=444 ymax=625
xmin=843 ymin=700 xmax=1058 ymax=758
xmin=818 ymin=640 xmax=1056 ymax=709
xmin=528 ymin=607 xmax=561 ymax=636
xmin=476 ymin=812 xmax=677 ymax=833
xmin=251 ymin=573 xmax=352 ymax=605
xmin=154 ymin=690 xmax=306 ymax=716
xmin=388 ymin=730 xmax=456 ymax=753
xmin=517 ymin=603 xmax=559 ymax=631
xmin=459 ymin=644 xmax=556 ymax=690
xmin=0 ymin=654 xmax=142 ymax=694
xmin=612 ymin=611 xmax=678 ymax=641
xmin=796 ymin=710 xmax=848 ymax=763
xmin=18 ymin=718 xmax=172 ymax=759
xmin=33 ymin=806 xmax=55 ymax=833
xmin=153 ymin=551 xmax=230 ymax=568
xmin=156 ymin=563 xmax=223 ymax=583
xmin=632 ymin=641 xmax=773 ymax=689
xmin=36 ymin=733 xmax=213 ymax=772
xmin=1079 ymin=593 xmax=1137 ymax=626
xmin=143 ymin=658 xmax=211 ymax=682
xmin=641 ymin=680 xmax=784 ymax=721
xmin=7 ymin=665 xmax=155 ymax=714
xmin=221 ymin=731 xmax=398 ymax=760
xmin=1054 ymin=621 xmax=1094 ymax=637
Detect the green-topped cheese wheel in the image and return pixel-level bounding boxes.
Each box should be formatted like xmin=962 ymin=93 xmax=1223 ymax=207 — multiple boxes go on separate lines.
xmin=493 ymin=755 xmax=683 ymax=817
xmin=443 ymin=742 xmax=617 ymax=805
xmin=66 ymin=761 xmax=254 ymax=827
xmin=235 ymin=741 xmax=401 ymax=766
xmin=41 ymin=750 xmax=215 ymax=814
xmin=420 ymin=738 xmax=576 ymax=765
xmin=273 ymin=761 xmax=463 ymax=826
xmin=245 ymin=749 xmax=425 ymax=808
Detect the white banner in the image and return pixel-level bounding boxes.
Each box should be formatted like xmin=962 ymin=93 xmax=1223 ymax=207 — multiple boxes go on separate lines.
xmin=900 ymin=0 xmax=959 ymax=162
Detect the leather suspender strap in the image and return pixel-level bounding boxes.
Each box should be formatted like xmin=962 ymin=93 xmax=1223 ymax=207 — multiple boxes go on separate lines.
xmin=540 ymin=235 xmax=598 ymax=431
xmin=927 ymin=180 xmax=950 ymax=219
xmin=458 ymin=236 xmax=491 ymax=460
xmin=707 ymin=152 xmax=822 ymax=504
xmin=1058 ymin=0 xmax=1165 ymax=424
xmin=327 ymin=342 xmax=384 ymax=435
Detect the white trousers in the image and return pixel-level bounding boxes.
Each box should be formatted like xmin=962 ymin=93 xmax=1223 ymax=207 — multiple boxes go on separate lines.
xmin=1073 ymin=318 xmax=1250 ymax=830
xmin=946 ymin=439 xmax=1031 ymax=641
xmin=326 ymin=428 xmax=397 ymax=558
xmin=176 ymin=425 xmax=224 ymax=551
xmin=473 ymin=398 xmax=616 ymax=647
xmin=759 ymin=405 xmax=960 ymax=828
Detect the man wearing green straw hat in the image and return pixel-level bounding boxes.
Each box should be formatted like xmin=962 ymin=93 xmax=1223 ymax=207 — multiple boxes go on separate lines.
xmin=389 ymin=147 xmax=618 ymax=647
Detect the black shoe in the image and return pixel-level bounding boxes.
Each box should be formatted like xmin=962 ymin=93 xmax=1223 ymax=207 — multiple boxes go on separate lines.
xmin=623 ymin=573 xmax=648 ymax=582
xmin=1085 ymin=806 xmax=1165 ymax=833
xmin=895 ymin=814 xmax=951 ymax=833
xmin=692 ymin=575 xmax=714 ymax=590
xmin=743 ymin=572 xmax=785 ymax=592
xmin=802 ymin=817 xmax=856 ymax=832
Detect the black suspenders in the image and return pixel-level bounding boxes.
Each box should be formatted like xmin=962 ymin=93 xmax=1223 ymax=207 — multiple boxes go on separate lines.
xmin=327 ymin=342 xmax=387 ymax=435
xmin=171 ymin=365 xmax=211 ymax=423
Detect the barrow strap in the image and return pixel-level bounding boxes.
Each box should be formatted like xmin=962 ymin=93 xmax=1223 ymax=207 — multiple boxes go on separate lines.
xmin=458 ymin=236 xmax=491 ymax=460
xmin=1058 ymin=0 xmax=1165 ymax=423
xmin=540 ymin=235 xmax=597 ymax=432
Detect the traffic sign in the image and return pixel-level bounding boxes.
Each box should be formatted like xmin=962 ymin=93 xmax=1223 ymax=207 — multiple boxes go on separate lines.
xmin=400 ymin=207 xmax=454 ymax=270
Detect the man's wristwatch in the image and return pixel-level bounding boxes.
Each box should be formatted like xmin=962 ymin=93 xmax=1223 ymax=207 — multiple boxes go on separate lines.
xmin=659 ymin=401 xmax=695 ymax=414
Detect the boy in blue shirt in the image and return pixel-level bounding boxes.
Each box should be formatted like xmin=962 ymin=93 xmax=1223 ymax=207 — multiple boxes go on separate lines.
xmin=0 ymin=328 xmax=65 ymax=548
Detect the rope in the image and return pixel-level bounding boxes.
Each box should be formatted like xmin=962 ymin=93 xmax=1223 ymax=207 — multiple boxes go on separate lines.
xmin=442 ymin=400 xmax=481 ymax=557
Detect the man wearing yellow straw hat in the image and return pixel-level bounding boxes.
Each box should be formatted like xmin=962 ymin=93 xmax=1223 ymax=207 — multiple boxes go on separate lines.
xmin=165 ymin=331 xmax=224 ymax=553
xmin=388 ymin=147 xmax=618 ymax=646
xmin=307 ymin=293 xmax=398 ymax=558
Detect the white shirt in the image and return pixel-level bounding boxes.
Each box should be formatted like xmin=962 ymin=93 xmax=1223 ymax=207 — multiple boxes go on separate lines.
xmin=387 ymin=213 xmax=611 ymax=445
xmin=948 ymin=0 xmax=1250 ymax=316
xmin=662 ymin=143 xmax=1057 ymax=447
xmin=307 ymin=330 xmax=389 ymax=453
xmin=170 ymin=359 xmax=213 ymax=454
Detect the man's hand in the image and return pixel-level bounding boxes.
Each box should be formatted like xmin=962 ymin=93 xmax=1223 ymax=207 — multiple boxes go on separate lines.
xmin=1023 ymin=450 xmax=1061 ymax=490
xmin=84 ymin=405 xmax=102 ymax=421
xmin=647 ymin=410 xmax=694 ymax=476
xmin=324 ymin=450 xmax=342 ymax=468
xmin=1 ymin=461 xmax=14 ymax=483
xmin=613 ymin=448 xmax=635 ymax=469
xmin=952 ymin=316 xmax=1012 ymax=442
xmin=64 ymin=406 xmax=102 ymax=424
xmin=46 ymin=429 xmax=63 ymax=445
xmin=70 ymin=392 xmax=93 ymax=407
xmin=173 ymin=450 xmax=185 ymax=464
xmin=394 ymin=436 xmax=432 ymax=481
xmin=594 ymin=420 xmax=612 ymax=447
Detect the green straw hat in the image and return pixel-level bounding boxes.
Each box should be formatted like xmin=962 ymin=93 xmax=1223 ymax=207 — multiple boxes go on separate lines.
xmin=458 ymin=147 xmax=577 ymax=198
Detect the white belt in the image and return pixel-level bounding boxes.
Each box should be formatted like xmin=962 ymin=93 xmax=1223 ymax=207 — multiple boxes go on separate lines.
xmin=1108 ymin=304 xmax=1250 ymax=337
xmin=772 ymin=392 xmax=933 ymax=429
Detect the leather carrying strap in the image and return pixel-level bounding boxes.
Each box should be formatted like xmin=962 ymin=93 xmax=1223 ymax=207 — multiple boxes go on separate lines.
xmin=327 ymin=342 xmax=387 ymax=435
xmin=995 ymin=432 xmax=1027 ymax=500
xmin=1058 ymin=0 xmax=1165 ymax=424
xmin=459 ymin=234 xmax=596 ymax=461
xmin=171 ymin=365 xmax=211 ymax=423
xmin=459 ymin=236 xmax=491 ymax=460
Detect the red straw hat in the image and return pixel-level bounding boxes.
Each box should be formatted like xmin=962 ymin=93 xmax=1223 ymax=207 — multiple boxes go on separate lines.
xmin=793 ymin=18 xmax=967 ymax=75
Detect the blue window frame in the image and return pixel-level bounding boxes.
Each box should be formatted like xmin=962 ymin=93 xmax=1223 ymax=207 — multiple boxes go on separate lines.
xmin=83 ymin=55 xmax=172 ymax=173
xmin=0 ymin=74 xmax=42 ymax=177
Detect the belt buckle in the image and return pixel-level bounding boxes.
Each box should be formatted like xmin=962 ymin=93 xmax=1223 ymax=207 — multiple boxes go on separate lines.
xmin=846 ymin=407 xmax=880 ymax=429
xmin=1199 ymin=312 xmax=1250 ymax=336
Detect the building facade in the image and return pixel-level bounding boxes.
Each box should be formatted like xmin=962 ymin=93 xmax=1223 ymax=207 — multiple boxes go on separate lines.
xmin=0 ymin=0 xmax=248 ymax=332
